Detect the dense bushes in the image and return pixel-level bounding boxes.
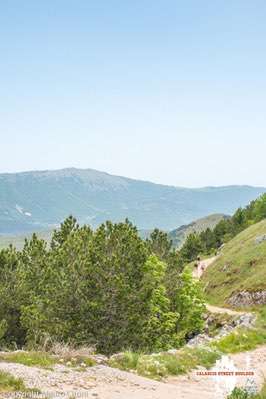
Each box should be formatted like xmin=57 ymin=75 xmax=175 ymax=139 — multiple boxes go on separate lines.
xmin=0 ymin=218 xmax=205 ymax=354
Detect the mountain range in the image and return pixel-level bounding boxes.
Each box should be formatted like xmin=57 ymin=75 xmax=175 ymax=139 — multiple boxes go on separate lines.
xmin=0 ymin=168 xmax=265 ymax=234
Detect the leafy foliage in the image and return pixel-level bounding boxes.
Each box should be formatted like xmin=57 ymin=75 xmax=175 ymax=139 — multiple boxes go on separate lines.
xmin=227 ymin=388 xmax=252 ymax=399
xmin=227 ymin=384 xmax=266 ymax=399
xmin=173 ymin=269 xmax=206 ymax=340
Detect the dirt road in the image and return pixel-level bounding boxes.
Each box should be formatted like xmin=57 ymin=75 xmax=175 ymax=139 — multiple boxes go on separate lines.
xmin=192 ymin=256 xmax=245 ymax=316
xmin=0 ymin=345 xmax=265 ymax=398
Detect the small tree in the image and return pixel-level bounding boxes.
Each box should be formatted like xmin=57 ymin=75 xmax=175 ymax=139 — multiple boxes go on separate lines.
xmin=254 ymin=193 xmax=266 ymax=221
xmin=147 ymin=229 xmax=172 ymax=260
xmin=51 ymin=215 xmax=79 ymax=249
xmin=180 ymin=233 xmax=203 ymax=262
xmin=174 ymin=268 xmax=206 ymax=341
xmin=0 ymin=246 xmax=25 ymax=346
xmin=140 ymin=255 xmax=178 ymax=351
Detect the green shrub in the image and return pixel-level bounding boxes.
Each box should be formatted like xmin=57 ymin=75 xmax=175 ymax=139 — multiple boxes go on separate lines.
xmin=0 ymin=319 xmax=8 ymax=341
xmin=212 ymin=328 xmax=266 ymax=354
xmin=109 ymin=351 xmax=140 ymax=371
xmin=136 ymin=355 xmax=168 ymax=379
xmin=227 ymin=383 xmax=266 ymax=399
xmin=227 ymin=387 xmax=251 ymax=399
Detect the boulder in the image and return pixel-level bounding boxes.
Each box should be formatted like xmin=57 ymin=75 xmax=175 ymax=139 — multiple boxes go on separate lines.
xmin=255 ymin=235 xmax=266 ymax=244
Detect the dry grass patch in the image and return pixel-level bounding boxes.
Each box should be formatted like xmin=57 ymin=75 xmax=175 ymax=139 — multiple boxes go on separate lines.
xmin=0 ymin=370 xmax=26 ymax=392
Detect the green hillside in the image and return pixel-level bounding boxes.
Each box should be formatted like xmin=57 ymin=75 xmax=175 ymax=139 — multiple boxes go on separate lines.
xmin=169 ymin=213 xmax=228 ymax=248
xmin=202 ymin=219 xmax=266 ymax=307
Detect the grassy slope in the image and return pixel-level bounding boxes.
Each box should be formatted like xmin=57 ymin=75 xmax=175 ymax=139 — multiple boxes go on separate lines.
xmin=202 ymin=220 xmax=266 ymax=306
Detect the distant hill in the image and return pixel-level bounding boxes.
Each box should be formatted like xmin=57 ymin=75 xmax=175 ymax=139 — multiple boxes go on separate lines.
xmin=0 ymin=168 xmax=265 ymax=234
xmin=202 ymin=219 xmax=266 ymax=307
xmin=0 ymin=230 xmax=52 ymax=251
xmin=168 ymin=213 xmax=229 ymax=248
xmin=0 ymin=228 xmax=150 ymax=250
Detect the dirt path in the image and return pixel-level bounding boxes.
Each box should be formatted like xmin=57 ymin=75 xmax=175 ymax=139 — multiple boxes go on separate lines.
xmin=206 ymin=304 xmax=245 ymax=316
xmin=192 ymin=256 xmax=217 ymax=279
xmin=0 ymin=345 xmax=266 ymax=398
xmin=192 ymin=256 xmax=245 ymax=316
xmin=0 ymin=361 xmax=190 ymax=399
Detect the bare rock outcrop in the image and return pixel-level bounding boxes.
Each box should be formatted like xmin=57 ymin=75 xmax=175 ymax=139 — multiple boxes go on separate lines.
xmin=228 ymin=290 xmax=266 ymax=307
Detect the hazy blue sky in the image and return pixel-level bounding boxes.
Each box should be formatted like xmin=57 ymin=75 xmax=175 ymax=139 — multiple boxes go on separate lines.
xmin=1 ymin=1 xmax=266 ymax=187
